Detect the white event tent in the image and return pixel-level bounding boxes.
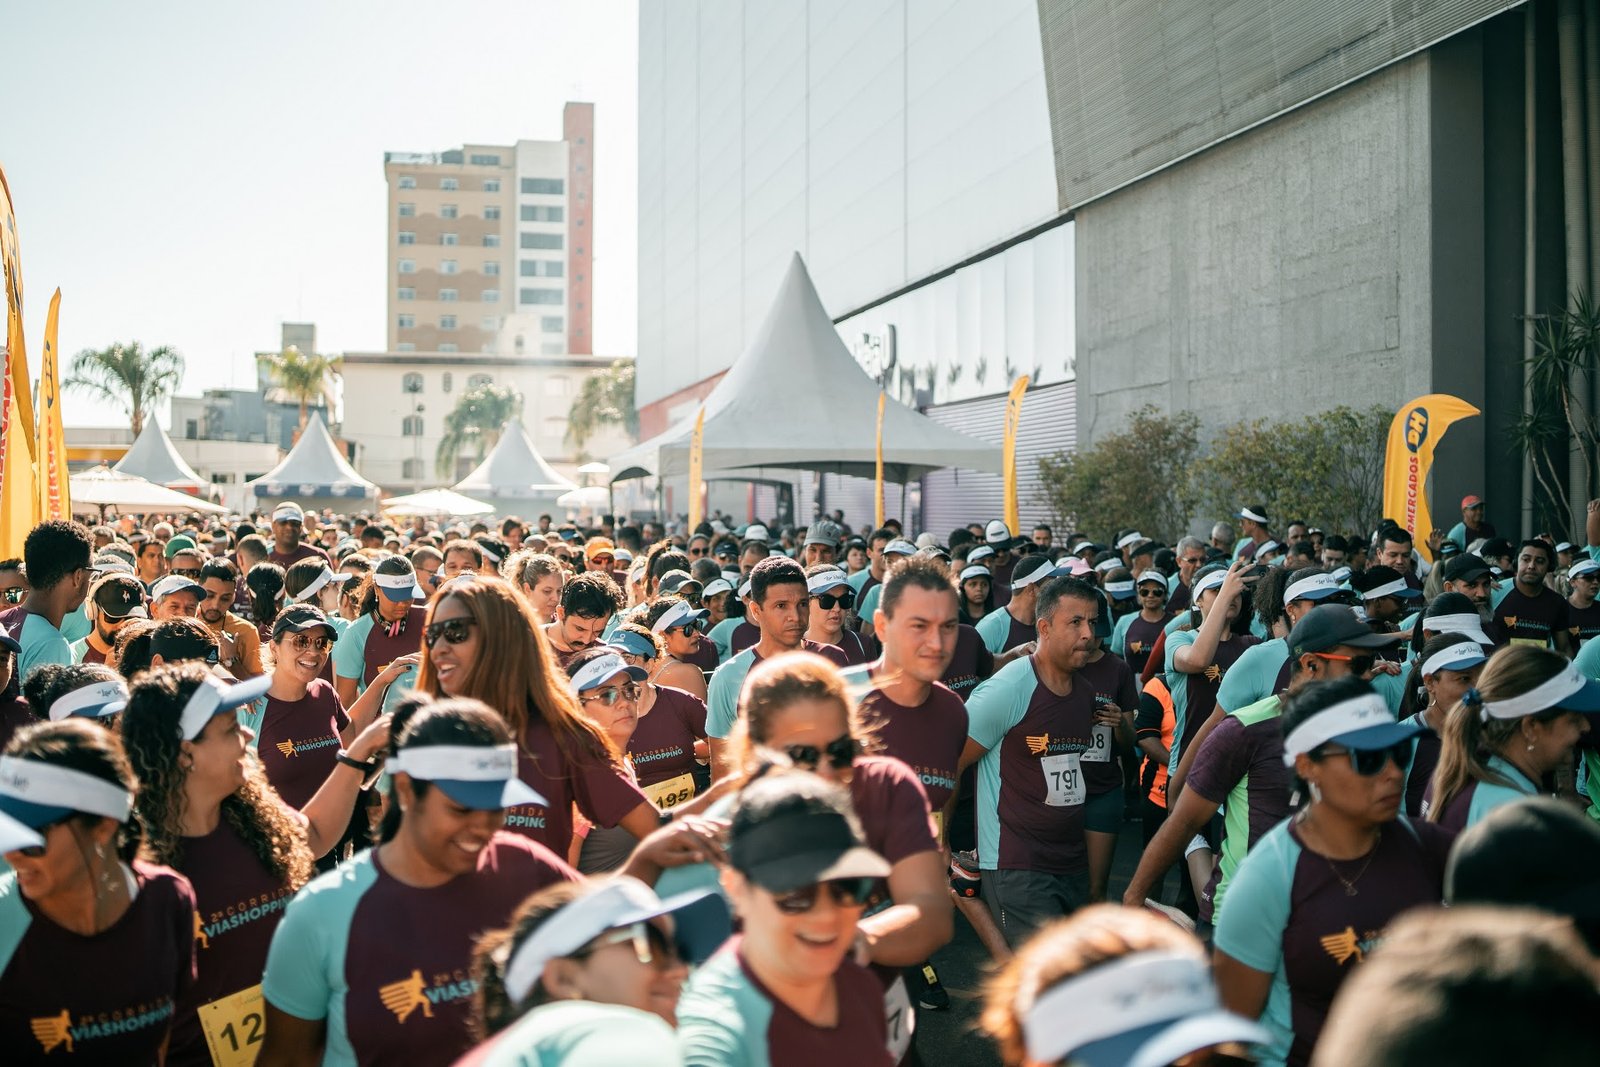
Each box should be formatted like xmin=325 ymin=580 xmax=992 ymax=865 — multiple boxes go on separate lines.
xmin=451 ymin=420 xmax=576 ymax=518
xmin=113 ymin=420 xmax=209 ymax=493
xmin=246 ymin=412 xmax=378 ymax=513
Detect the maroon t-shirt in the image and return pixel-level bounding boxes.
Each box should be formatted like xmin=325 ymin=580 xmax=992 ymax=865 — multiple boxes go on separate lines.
xmin=857 ymin=677 xmax=969 ymax=811
xmin=849 ymin=756 xmax=940 ymax=907
xmin=256 ymin=679 xmax=349 ymax=810
xmin=169 ymin=821 xmax=298 ymax=1066
xmin=1122 ymin=613 xmax=1173 ymax=677
xmin=990 ymin=662 xmax=1097 ymax=873
xmin=359 ymin=605 xmax=429 ymax=687
xmin=79 ymin=637 xmax=112 ymax=666
xmin=998 ymin=613 xmax=1037 ymax=653
xmin=1184 ymin=706 xmax=1291 ymax=922
xmin=1175 ymin=634 xmax=1260 ymax=758
xmin=266 ymin=543 xmax=330 ymax=569
xmin=1403 ymin=721 xmax=1442 ymax=818
xmin=941 ymin=625 xmax=995 ymax=702
xmin=800 ymin=639 xmax=851 ymax=668
xmin=502 ymin=715 xmax=651 ymax=852
xmin=1493 ymin=584 xmax=1571 ymax=648
xmin=1569 ymin=600 xmax=1600 ymax=645
xmin=0 ymin=861 xmax=198 ymax=1065
xmin=729 ymin=621 xmax=759 ymax=655
xmin=627 ymin=685 xmax=708 ymax=787
xmin=341 ymin=836 xmax=577 ymax=1065
xmin=682 ymin=639 xmax=721 ymax=673
xmin=1076 ymin=652 xmax=1138 ymax=795
xmin=1169 ymin=580 xmax=1192 ymax=613
xmin=0 ymin=695 xmax=37 ymax=756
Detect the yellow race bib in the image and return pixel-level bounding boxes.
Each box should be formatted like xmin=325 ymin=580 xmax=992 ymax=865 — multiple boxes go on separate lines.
xmin=198 ymin=984 xmax=266 ymax=1067
xmin=641 ymin=772 xmax=696 ymax=812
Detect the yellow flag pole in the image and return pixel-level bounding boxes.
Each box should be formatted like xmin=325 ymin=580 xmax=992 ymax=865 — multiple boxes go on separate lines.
xmin=1003 ymin=375 xmax=1030 ymax=536
xmin=0 ymin=165 xmax=39 ymax=557
xmin=38 ymin=288 xmax=69 ymax=521
xmin=874 ymin=391 xmax=886 ymax=529
xmin=688 ymin=406 xmax=705 ymax=532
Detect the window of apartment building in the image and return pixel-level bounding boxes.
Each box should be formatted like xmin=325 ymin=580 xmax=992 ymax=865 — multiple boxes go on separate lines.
xmin=441 ymin=233 xmax=459 ymax=246
xmin=483 ymin=178 xmax=500 ymax=192
xmin=442 ymin=372 xmax=453 ymax=393
xmin=481 ymin=289 xmax=499 ymax=303
xmin=440 ymin=315 xmax=457 ymax=330
xmin=402 ymin=372 xmax=423 ymax=393
xmin=484 ymin=205 xmax=501 ymax=220
xmin=397 ymin=342 xmax=416 ymax=352
xmin=439 ymin=343 xmax=458 ymax=352
xmin=403 ymin=414 xmax=424 ymax=436
xmin=441 ymin=177 xmax=459 ymax=190
xmin=468 ymin=374 xmax=493 ymax=389
xmin=398 ymin=202 xmax=415 ymax=217
xmin=520 ymin=260 xmax=563 ymax=277
xmin=439 ymin=288 xmax=458 ymax=302
xmin=483 ymin=234 xmax=500 ymax=248
xmin=519 ymin=204 xmax=565 ymax=223
xmin=441 ymin=260 xmax=458 ymax=274
xmin=398 ymin=259 xmax=416 ymax=274
xmin=520 ymin=233 xmax=564 ymax=250
xmin=398 ymin=231 xmax=416 ymax=245
xmin=398 ymin=176 xmax=416 ymax=189
xmin=484 ymin=261 xmax=501 ymax=275
xmin=397 ymin=314 xmax=415 ymax=329
xmin=441 ymin=204 xmax=458 ymax=219
xmin=541 ymin=316 xmax=563 ymax=333
xmin=402 ymin=458 xmax=423 ymax=480
xmin=397 ymin=287 xmax=415 ymax=301
xmin=519 ymin=288 xmax=562 ymax=305
xmin=480 ymin=316 xmax=498 ymax=331
xmin=469 ymin=154 xmax=500 ymax=166
xmin=520 ymin=178 xmax=564 ymax=195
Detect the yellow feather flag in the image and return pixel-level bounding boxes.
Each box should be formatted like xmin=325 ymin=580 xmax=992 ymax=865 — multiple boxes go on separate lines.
xmin=1381 ymin=394 xmax=1479 ymax=562
xmin=1002 ymin=375 xmax=1030 ymax=536
xmin=0 ymin=165 xmax=38 ymax=557
xmin=687 ymin=406 xmax=705 ymax=532
xmin=37 ymin=289 xmax=69 ymax=521
xmin=874 ymin=391 xmax=886 ymax=529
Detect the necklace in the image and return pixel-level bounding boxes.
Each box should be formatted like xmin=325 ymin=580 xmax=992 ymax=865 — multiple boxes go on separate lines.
xmin=1301 ymin=812 xmax=1381 ymax=896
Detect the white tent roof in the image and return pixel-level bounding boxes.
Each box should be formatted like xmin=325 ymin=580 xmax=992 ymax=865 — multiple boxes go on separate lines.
xmin=451 ymin=420 xmax=577 ymax=498
xmin=72 ymin=466 xmax=228 ymax=514
xmin=381 ymin=488 xmax=495 ymax=518
xmin=609 ymin=253 xmax=1002 ymax=483
xmin=113 ymin=420 xmax=207 ymax=489
xmin=246 ymin=412 xmax=377 ymax=499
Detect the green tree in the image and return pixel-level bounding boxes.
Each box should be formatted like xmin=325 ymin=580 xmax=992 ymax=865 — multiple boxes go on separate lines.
xmin=1036 ymin=406 xmax=1202 ymax=543
xmin=257 ymin=344 xmax=343 ymax=431
xmin=566 ymin=360 xmax=638 ymax=450
xmin=436 ymin=383 xmax=523 ymax=477
xmin=1507 ymin=292 xmax=1600 ymax=532
xmin=63 ymin=341 xmax=185 ymax=436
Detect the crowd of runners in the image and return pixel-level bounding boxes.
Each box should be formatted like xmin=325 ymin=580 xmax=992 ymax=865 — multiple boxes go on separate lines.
xmin=0 ymin=496 xmax=1597 ymax=1066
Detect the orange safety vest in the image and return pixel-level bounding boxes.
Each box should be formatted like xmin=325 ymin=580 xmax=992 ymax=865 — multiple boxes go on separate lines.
xmin=1142 ymin=675 xmax=1176 ymax=809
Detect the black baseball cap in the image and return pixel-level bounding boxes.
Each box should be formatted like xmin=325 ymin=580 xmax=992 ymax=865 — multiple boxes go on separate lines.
xmin=272 ymin=604 xmax=338 ymax=641
xmin=92 ymin=574 xmax=148 ymax=621
xmin=1442 ymin=555 xmax=1492 ymax=584
xmin=728 ymin=776 xmax=890 ymax=894
xmin=150 ymin=626 xmax=220 ymax=665
xmin=1287 ymin=604 xmax=1403 ymax=658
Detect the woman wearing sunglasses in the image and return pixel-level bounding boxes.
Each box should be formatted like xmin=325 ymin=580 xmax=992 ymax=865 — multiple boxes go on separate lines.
xmin=461 ymin=877 xmax=730 ymax=1065
xmin=982 ymin=904 xmax=1268 ymax=1067
xmin=0 ymin=718 xmax=200 ymax=1063
xmin=1422 ymin=644 xmax=1596 ymax=832
xmin=331 ymin=555 xmax=428 ymax=715
xmin=642 ymin=595 xmax=713 ymax=701
xmin=1213 ymin=676 xmax=1451 ymax=1067
xmin=564 ymin=647 xmax=655 ymax=874
xmin=414 ymin=577 xmax=657 ymax=858
xmin=676 ymin=773 xmax=896 ymax=1066
xmin=1395 ymin=635 xmax=1486 ymax=817
xmin=258 ymin=695 xmax=579 ymax=1067
xmin=1110 ymin=569 xmax=1175 ymax=678
xmin=804 ymin=566 xmax=871 ymax=666
xmin=607 ymin=624 xmax=711 ymax=810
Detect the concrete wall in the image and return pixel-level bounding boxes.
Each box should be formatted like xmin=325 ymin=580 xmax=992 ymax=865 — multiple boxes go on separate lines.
xmin=1075 ymin=56 xmax=1436 ymax=444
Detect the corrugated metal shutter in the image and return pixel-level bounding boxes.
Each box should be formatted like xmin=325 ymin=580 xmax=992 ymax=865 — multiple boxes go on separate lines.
xmin=814 ymin=474 xmax=912 ymax=534
xmin=919 ymin=381 xmax=1075 ymax=539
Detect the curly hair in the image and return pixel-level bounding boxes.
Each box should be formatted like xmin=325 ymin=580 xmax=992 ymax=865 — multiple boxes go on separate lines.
xmin=109 ymin=618 xmax=160 ymax=679
xmin=118 ymin=662 xmax=312 ymax=888
xmin=6 ymin=718 xmax=144 ymax=861
xmin=471 ymin=880 xmax=588 ymax=1037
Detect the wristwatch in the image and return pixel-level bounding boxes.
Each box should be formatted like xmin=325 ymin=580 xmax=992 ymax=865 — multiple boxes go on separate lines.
xmin=336 ymin=749 xmax=384 ymax=789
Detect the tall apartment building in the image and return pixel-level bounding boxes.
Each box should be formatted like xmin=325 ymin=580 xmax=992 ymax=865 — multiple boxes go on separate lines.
xmin=384 ymin=102 xmax=594 ymax=358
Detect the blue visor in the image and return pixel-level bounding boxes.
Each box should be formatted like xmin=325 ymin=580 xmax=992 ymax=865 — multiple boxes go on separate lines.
xmin=0 ymin=808 xmax=43 ymax=853
xmin=1559 ymin=675 xmax=1600 ymax=713
xmin=431 ymin=776 xmax=547 ymax=812
xmin=0 ymin=794 xmax=75 ymax=831
xmin=606 ymin=630 xmax=658 ymax=659
xmin=1328 ymin=718 xmax=1428 ymax=752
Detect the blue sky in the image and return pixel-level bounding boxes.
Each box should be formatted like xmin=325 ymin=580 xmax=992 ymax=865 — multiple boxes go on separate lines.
xmin=4 ymin=1 xmax=638 ymax=427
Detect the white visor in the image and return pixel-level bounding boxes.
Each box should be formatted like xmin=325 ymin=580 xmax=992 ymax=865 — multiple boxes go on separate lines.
xmin=1361 ymin=578 xmax=1410 ymax=601
xmin=0 ymin=756 xmax=134 ymax=823
xmin=1481 ymin=664 xmax=1591 ymax=721
xmin=374 ymin=570 xmax=425 ymax=600
xmin=50 ymin=680 xmax=130 ymax=722
xmin=389 ymin=743 xmax=517 ymax=781
xmin=1255 ymin=540 xmax=1280 ymax=558
xmin=959 ymin=565 xmax=991 ymax=583
xmin=179 ymin=673 xmax=273 ymax=741
xmin=967 ymin=546 xmax=996 ymax=562
xmin=1104 ymin=581 xmax=1135 ymax=596
xmin=1094 ymin=558 xmax=1122 ymax=574
xmin=1115 ymin=532 xmax=1146 ymax=550
xmin=293 ymin=566 xmax=352 ymax=602
xmin=701 ymin=578 xmax=734 ymax=599
xmin=1137 ymin=571 xmax=1167 ymax=587
xmin=569 ymin=652 xmax=647 ymax=690
xmin=1282 ymin=693 xmax=1395 ymax=765
xmin=806 ymin=570 xmax=851 ymax=595
xmin=651 ymin=600 xmax=706 ymax=634
xmin=737 ymin=578 xmax=753 ymax=599
xmin=1569 ymin=559 xmax=1600 ymax=578
xmin=1283 ymin=573 xmax=1341 ymax=605
xmin=1239 ymin=507 xmax=1268 ymax=523
xmin=1192 ymin=570 xmax=1228 ymax=598
xmin=1421 ymin=641 xmax=1487 ymax=679
xmin=1423 ymin=613 xmax=1491 ymax=644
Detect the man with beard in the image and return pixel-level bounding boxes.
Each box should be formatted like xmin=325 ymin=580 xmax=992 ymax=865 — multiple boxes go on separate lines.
xmin=70 ymin=573 xmax=148 ymax=665
xmin=1441 ymin=554 xmax=1496 ymax=624
xmin=266 ymin=502 xmax=330 ymax=569
xmin=197 ymin=558 xmax=264 ymax=678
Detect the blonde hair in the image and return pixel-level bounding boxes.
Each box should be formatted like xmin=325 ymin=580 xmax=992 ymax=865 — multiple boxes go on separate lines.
xmin=728 ymin=651 xmax=876 ymax=771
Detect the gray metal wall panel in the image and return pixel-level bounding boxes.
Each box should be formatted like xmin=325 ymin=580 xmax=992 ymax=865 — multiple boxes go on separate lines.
xmin=1035 ymin=0 xmax=1523 ymax=211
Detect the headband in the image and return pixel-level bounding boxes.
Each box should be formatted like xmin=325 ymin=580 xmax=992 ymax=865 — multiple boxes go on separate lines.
xmin=1239 ymin=507 xmax=1268 ymax=523
xmin=0 ymin=757 xmax=134 ymax=822
xmin=1420 ymin=641 xmax=1487 ymax=679
xmin=1282 ymin=693 xmax=1395 ymax=765
xmin=1479 ymin=664 xmax=1589 ymax=721
xmin=50 ymin=681 xmax=130 ymax=722
xmin=388 ymin=743 xmax=519 ymax=782
xmin=1361 ymin=577 xmax=1410 ymax=600
xmin=1023 ymin=951 xmax=1217 ymax=1064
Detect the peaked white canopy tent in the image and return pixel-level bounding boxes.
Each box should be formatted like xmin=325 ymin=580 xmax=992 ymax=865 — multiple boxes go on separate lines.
xmin=609 ymin=253 xmax=1002 ymax=487
xmin=246 ymin=412 xmax=378 ymax=512
xmin=113 ymin=420 xmax=209 ymax=493
xmin=450 ymin=419 xmax=577 ymax=518
xmin=381 ymin=488 xmax=495 ymax=518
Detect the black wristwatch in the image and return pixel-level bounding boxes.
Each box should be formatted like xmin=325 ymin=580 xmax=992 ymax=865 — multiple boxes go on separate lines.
xmin=336 ymin=749 xmax=383 ymax=789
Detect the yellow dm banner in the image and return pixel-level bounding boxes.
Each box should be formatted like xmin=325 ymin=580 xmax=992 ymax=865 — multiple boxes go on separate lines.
xmin=1002 ymin=375 xmax=1030 ymax=536
xmin=1381 ymin=394 xmax=1479 ymax=562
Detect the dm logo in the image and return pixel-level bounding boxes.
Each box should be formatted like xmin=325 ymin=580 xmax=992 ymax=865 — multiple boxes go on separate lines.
xmin=1405 ymin=408 xmax=1430 ymax=453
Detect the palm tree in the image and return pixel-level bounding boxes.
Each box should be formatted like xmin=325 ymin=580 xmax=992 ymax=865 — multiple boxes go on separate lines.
xmin=436 ymin=383 xmax=523 ymax=477
xmin=257 ymin=345 xmax=342 ymax=431
xmin=64 ymin=341 xmax=185 ymax=436
xmin=566 ymin=360 xmax=638 ymax=450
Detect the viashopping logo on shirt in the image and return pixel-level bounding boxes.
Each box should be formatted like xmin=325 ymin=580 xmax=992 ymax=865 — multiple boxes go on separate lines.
xmin=31 ymin=998 xmax=176 ymax=1053
xmin=274 ymin=734 xmax=340 ymax=758
xmin=1024 ymin=733 xmax=1086 ymax=757
xmin=378 ymin=968 xmax=478 ymax=1023
xmin=197 ymin=887 xmax=296 ymax=946
xmin=503 ymin=804 xmax=547 ymax=830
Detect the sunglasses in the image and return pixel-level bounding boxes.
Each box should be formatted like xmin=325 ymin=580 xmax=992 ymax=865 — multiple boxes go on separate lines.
xmin=1137 ymin=587 xmax=1166 ymax=597
xmin=424 ymin=618 xmax=478 ymax=647
xmin=769 ymin=877 xmax=877 ymax=914
xmin=581 ymin=682 xmax=644 ymax=707
xmin=16 ymin=817 xmax=69 ymax=858
xmin=1317 ymin=739 xmax=1415 ymax=776
xmin=283 ymin=633 xmax=333 ymax=653
xmin=814 ymin=591 xmax=855 ymax=611
xmin=0 ymin=588 xmax=22 ymax=603
xmin=689 ymin=547 xmax=709 ymax=557
xmin=783 ymin=733 xmax=857 ymax=771
xmin=1311 ymin=652 xmax=1375 ymax=676
xmin=575 ymin=921 xmax=679 ymax=969
xmin=669 ymin=620 xmax=705 ymax=636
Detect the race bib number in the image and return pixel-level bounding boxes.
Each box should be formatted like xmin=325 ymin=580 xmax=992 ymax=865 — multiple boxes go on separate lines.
xmin=1509 ymin=637 xmax=1549 ymax=649
xmin=1081 ymin=723 xmax=1115 ymax=764
xmin=641 ymin=772 xmax=696 ymax=812
xmin=198 ymin=984 xmax=265 ymax=1067
xmin=1040 ymin=752 xmax=1084 ymax=807
xmin=884 ymin=975 xmax=916 ymax=1062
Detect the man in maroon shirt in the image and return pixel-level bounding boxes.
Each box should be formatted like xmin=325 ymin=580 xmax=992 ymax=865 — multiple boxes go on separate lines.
xmin=265 ymin=502 xmax=330 ymax=569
